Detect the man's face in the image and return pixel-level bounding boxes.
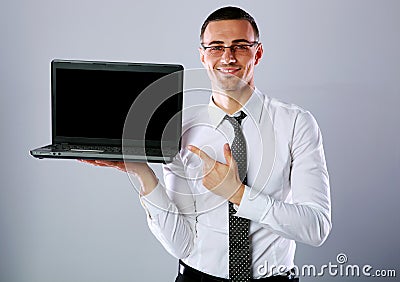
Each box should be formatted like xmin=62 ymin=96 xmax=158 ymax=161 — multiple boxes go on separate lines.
xmin=200 ymin=19 xmax=263 ymax=92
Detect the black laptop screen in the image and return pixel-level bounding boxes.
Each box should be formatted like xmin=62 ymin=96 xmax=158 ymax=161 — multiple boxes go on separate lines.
xmin=54 ymin=65 xmax=182 ymax=145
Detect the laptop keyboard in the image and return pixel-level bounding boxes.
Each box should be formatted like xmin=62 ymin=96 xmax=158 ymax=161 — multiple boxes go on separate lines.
xmin=60 ymin=144 xmax=124 ymax=153
xmin=56 ymin=144 xmax=174 ymax=156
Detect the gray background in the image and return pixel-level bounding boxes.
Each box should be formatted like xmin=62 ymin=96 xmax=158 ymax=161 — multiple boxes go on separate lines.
xmin=1 ymin=0 xmax=399 ymax=281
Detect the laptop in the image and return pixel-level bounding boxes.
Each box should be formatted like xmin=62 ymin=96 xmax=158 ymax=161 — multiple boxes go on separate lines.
xmin=30 ymin=59 xmax=184 ymax=163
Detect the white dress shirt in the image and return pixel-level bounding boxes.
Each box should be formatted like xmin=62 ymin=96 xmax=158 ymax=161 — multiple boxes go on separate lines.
xmin=141 ymin=89 xmax=331 ymax=279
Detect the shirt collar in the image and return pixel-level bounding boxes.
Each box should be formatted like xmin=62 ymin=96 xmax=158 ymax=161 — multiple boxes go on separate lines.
xmin=208 ymin=87 xmax=265 ymax=129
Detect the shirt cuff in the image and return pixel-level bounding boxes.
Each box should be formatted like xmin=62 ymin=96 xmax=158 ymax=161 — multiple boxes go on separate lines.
xmin=140 ymin=182 xmax=172 ymax=218
xmin=235 ymin=185 xmax=274 ymax=222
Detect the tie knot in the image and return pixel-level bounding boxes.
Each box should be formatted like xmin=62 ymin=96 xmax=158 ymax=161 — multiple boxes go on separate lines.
xmin=225 ymin=111 xmax=247 ymax=126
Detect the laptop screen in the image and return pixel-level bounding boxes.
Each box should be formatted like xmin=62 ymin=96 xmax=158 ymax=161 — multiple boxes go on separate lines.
xmin=52 ymin=60 xmax=183 ymax=147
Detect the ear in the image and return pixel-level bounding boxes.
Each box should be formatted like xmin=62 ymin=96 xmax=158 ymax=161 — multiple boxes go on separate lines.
xmin=254 ymin=43 xmax=264 ymax=66
xmin=199 ymin=47 xmax=206 ymax=66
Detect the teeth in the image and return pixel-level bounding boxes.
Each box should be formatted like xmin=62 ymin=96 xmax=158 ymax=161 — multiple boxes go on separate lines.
xmin=218 ymin=68 xmax=238 ymax=73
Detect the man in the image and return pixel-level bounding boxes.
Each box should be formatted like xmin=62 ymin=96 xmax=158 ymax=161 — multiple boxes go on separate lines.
xmin=83 ymin=6 xmax=331 ymax=282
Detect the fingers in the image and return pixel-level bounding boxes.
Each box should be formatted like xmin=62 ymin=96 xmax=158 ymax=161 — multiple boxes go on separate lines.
xmin=96 ymin=161 xmax=127 ymax=172
xmin=187 ymin=145 xmax=213 ymax=163
xmin=188 ymin=145 xmax=220 ymax=175
xmin=223 ymin=143 xmax=238 ymax=175
xmin=79 ymin=159 xmax=106 ymax=166
xmin=78 ymin=159 xmax=124 ymax=168
xmin=188 ymin=144 xmax=234 ymax=168
xmin=79 ymin=159 xmax=153 ymax=175
xmin=78 ymin=159 xmax=93 ymax=163
xmin=223 ymin=143 xmax=232 ymax=166
xmin=95 ymin=160 xmax=121 ymax=166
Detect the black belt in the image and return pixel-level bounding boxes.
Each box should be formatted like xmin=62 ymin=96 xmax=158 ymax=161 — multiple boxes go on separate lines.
xmin=178 ymin=260 xmax=299 ymax=282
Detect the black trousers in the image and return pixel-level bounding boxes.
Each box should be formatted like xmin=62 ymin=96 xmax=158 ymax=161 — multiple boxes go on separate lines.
xmin=175 ymin=273 xmax=299 ymax=282
xmin=175 ymin=261 xmax=299 ymax=282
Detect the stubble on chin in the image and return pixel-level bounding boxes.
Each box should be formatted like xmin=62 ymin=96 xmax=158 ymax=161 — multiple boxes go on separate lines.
xmin=213 ymin=73 xmax=247 ymax=93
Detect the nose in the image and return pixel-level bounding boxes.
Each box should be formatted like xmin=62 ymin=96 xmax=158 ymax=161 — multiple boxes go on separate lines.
xmin=220 ymin=47 xmax=236 ymax=64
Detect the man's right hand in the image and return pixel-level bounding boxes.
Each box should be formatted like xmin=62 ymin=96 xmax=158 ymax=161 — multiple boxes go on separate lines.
xmin=79 ymin=160 xmax=158 ymax=195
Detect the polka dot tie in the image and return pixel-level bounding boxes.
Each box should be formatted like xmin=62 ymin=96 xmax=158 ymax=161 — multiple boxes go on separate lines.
xmin=225 ymin=111 xmax=251 ymax=281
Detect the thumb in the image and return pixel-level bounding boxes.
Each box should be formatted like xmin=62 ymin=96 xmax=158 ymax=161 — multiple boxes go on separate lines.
xmin=223 ymin=143 xmax=233 ymax=166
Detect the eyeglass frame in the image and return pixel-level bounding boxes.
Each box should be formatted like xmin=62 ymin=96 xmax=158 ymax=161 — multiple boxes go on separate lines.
xmin=200 ymin=41 xmax=260 ymax=56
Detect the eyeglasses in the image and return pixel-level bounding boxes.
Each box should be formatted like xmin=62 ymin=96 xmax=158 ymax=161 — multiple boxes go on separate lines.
xmin=201 ymin=42 xmax=259 ymax=57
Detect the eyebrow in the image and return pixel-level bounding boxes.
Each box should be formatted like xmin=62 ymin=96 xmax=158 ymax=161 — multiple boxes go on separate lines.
xmin=205 ymin=39 xmax=254 ymax=45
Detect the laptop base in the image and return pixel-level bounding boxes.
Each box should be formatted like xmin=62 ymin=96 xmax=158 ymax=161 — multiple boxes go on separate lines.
xmin=30 ymin=144 xmax=174 ymax=163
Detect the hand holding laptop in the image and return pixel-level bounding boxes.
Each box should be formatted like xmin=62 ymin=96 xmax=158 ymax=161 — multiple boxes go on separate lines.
xmin=79 ymin=160 xmax=158 ymax=195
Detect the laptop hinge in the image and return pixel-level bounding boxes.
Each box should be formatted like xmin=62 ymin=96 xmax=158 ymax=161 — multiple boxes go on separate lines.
xmin=56 ymin=142 xmax=69 ymax=148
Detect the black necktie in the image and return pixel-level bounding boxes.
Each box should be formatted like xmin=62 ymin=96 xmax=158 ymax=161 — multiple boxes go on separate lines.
xmin=225 ymin=111 xmax=251 ymax=281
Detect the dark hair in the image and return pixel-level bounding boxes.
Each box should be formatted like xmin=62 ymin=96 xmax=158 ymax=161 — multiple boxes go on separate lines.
xmin=200 ymin=6 xmax=259 ymax=42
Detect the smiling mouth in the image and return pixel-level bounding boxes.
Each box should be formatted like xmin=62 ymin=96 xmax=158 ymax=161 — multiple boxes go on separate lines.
xmin=216 ymin=67 xmax=240 ymax=74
